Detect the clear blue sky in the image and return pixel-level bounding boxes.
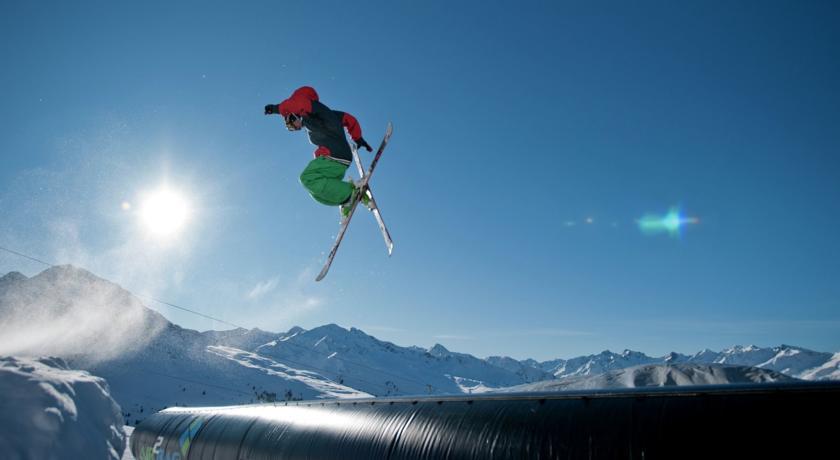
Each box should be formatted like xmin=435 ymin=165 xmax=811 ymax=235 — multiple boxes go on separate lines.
xmin=1 ymin=1 xmax=839 ymax=360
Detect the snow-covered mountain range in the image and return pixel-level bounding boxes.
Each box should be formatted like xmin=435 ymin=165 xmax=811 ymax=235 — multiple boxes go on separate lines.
xmin=1 ymin=266 xmax=838 ymax=427
xmin=499 ymin=363 xmax=795 ymax=393
xmin=520 ymin=344 xmax=837 ymax=381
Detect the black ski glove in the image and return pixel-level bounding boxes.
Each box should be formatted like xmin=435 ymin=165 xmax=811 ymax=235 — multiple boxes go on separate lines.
xmin=355 ymin=137 xmax=373 ymax=152
xmin=264 ymin=104 xmax=279 ymax=115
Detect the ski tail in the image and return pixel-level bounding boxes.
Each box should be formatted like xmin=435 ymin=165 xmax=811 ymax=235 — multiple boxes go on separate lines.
xmin=351 ymin=140 xmax=394 ymax=256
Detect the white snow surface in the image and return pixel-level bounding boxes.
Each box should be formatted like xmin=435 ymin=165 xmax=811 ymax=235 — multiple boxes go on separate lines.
xmin=206 ymin=346 xmax=371 ymax=398
xmin=0 ymin=356 xmax=126 ymax=460
xmin=799 ymin=352 xmax=840 ymax=381
xmin=448 ymin=375 xmax=496 ymax=394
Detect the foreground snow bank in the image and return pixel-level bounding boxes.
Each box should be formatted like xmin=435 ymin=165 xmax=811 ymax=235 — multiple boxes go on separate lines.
xmin=0 ymin=356 xmax=126 ymax=460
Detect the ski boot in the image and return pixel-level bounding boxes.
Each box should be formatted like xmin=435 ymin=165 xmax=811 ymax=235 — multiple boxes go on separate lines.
xmin=339 ymin=181 xmax=372 ymax=221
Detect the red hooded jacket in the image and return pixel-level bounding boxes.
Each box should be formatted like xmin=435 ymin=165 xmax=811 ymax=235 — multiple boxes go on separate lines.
xmin=277 ymin=86 xmax=363 ymax=163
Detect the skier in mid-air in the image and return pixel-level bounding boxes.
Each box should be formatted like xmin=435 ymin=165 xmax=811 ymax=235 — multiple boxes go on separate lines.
xmin=265 ymin=86 xmax=373 ymax=219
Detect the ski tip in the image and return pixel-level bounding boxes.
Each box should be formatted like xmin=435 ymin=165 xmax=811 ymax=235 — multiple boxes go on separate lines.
xmin=387 ymin=243 xmax=394 ymax=256
xmin=315 ymin=269 xmax=329 ymax=282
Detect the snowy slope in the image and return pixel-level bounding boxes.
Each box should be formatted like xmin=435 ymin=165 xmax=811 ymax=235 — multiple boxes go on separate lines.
xmin=688 ymin=348 xmax=721 ymax=363
xmin=799 ymin=352 xmax=840 ymax=381
xmin=200 ymin=328 xmax=278 ymax=352
xmin=0 ymin=266 xmax=371 ymax=427
xmin=499 ymin=363 xmax=796 ymax=393
xmin=255 ymin=324 xmax=543 ymax=396
xmin=91 ymin=321 xmax=368 ymax=427
xmin=0 ymin=356 xmax=126 ymax=460
xmin=0 ymin=266 xmax=170 ymax=365
xmin=485 ymin=355 xmax=554 ymax=383
xmin=706 ymin=345 xmax=778 ymax=367
xmin=207 ymin=346 xmax=370 ymax=399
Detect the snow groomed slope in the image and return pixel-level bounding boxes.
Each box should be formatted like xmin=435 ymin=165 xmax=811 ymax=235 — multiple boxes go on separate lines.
xmin=131 ymin=381 xmax=839 ymax=459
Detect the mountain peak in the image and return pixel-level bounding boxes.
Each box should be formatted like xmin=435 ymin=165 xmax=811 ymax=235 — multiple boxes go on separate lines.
xmin=0 ymin=263 xmax=170 ymax=363
xmin=724 ymin=344 xmax=764 ymax=354
xmin=429 ymin=343 xmax=450 ymax=357
xmin=31 ymin=264 xmax=119 ymax=289
xmin=310 ymin=323 xmax=349 ymax=335
xmin=40 ymin=264 xmax=93 ymax=277
xmin=285 ymin=326 xmax=306 ymax=335
xmin=0 ymin=271 xmax=28 ymax=284
xmin=621 ymin=349 xmax=645 ymax=357
xmin=0 ymin=272 xmax=29 ymax=291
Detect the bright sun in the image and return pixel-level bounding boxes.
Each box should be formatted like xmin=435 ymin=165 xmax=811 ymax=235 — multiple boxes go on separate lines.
xmin=139 ymin=188 xmax=191 ymax=237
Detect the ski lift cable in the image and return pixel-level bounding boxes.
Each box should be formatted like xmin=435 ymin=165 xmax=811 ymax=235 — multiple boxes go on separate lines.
xmin=0 ymin=245 xmax=55 ymax=268
xmin=133 ymin=293 xmax=243 ymax=330
xmin=0 ymin=245 xmax=437 ymax=393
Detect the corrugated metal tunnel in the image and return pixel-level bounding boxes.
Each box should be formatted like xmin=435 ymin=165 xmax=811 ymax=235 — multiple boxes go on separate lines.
xmin=131 ymin=382 xmax=839 ymax=459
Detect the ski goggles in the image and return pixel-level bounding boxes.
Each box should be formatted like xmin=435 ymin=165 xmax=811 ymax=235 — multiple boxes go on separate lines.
xmin=284 ymin=113 xmax=301 ymax=130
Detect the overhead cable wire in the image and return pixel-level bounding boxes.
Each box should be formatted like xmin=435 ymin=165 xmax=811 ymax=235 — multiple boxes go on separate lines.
xmin=0 ymin=245 xmax=55 ymax=267
xmin=133 ymin=293 xmax=244 ymax=330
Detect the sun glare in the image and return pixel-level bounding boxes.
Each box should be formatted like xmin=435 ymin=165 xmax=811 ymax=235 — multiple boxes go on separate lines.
xmin=139 ymin=188 xmax=191 ymax=237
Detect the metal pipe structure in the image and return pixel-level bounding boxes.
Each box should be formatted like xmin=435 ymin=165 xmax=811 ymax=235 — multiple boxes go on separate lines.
xmin=131 ymin=382 xmax=839 ymax=459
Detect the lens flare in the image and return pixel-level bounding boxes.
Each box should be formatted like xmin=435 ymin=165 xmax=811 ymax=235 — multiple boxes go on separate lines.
xmin=637 ymin=207 xmax=698 ymax=237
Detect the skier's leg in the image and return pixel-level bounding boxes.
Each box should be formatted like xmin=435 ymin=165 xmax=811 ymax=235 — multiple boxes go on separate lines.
xmin=299 ymin=156 xmax=353 ymax=206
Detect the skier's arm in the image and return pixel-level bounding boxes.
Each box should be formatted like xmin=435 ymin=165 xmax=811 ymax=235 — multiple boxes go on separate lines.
xmin=340 ymin=112 xmax=372 ymax=152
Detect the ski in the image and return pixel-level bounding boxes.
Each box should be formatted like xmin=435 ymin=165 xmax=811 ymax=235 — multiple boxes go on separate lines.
xmin=351 ymin=142 xmax=394 ymax=256
xmin=315 ymin=122 xmax=393 ymax=281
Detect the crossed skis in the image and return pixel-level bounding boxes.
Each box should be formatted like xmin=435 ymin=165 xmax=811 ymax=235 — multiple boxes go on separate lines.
xmin=316 ymin=122 xmax=393 ymax=281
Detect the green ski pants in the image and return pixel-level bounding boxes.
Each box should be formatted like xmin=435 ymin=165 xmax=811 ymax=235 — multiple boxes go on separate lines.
xmin=299 ymin=156 xmax=353 ymax=206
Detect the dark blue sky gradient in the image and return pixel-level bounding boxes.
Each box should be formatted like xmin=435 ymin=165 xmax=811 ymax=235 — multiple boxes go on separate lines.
xmin=1 ymin=1 xmax=838 ymax=359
